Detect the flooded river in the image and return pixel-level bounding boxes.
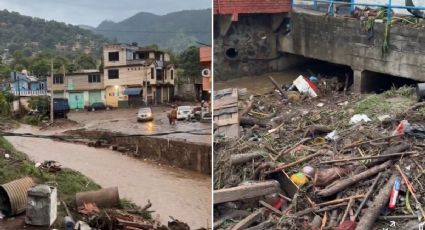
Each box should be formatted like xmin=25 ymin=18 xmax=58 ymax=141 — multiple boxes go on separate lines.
xmin=5 ymin=125 xmax=211 ymax=228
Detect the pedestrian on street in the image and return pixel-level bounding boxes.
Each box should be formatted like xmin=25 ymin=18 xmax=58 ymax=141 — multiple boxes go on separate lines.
xmin=168 ymin=105 xmax=177 ymax=125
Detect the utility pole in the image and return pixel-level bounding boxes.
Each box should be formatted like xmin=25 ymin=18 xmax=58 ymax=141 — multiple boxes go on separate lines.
xmin=16 ymin=71 xmax=21 ymax=111
xmin=62 ymin=64 xmax=66 ymax=98
xmin=50 ymin=60 xmax=54 ymax=123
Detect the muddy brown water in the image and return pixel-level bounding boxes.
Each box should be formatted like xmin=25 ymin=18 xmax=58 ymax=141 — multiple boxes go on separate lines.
xmin=214 ymin=71 xmax=302 ymax=95
xmin=5 ymin=125 xmax=211 ymax=228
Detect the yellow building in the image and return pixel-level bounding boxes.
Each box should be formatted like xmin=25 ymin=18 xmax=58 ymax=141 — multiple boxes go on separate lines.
xmin=103 ymin=44 xmax=175 ymax=108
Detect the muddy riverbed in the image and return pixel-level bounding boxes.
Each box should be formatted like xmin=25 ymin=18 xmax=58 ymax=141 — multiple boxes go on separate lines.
xmin=5 ymin=125 xmax=211 ymax=228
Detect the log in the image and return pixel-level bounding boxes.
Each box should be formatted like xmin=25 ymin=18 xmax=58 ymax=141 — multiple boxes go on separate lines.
xmin=214 ymin=180 xmax=280 ymax=204
xmin=317 ymin=161 xmax=393 ymax=197
xmin=232 ymin=208 xmax=265 ymax=230
xmin=356 ymin=174 xmax=397 ymax=230
xmin=240 ymin=116 xmax=269 ymax=127
xmin=230 ymin=151 xmax=264 ymax=165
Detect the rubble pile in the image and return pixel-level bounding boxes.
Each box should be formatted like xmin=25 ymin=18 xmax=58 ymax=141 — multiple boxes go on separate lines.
xmin=214 ymin=76 xmax=425 ymax=229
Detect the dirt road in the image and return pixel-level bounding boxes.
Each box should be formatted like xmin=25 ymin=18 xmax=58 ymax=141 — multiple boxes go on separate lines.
xmin=6 ymin=125 xmax=211 ymax=228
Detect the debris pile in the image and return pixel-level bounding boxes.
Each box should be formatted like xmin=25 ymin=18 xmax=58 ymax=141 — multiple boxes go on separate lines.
xmin=214 ymin=76 xmax=425 ymax=229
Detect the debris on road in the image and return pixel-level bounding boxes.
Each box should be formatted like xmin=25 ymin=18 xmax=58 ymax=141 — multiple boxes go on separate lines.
xmin=214 ymin=83 xmax=425 ymax=229
xmin=36 ymin=160 xmax=62 ymax=172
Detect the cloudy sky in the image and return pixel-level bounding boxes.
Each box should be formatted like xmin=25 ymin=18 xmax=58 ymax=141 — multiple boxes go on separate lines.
xmin=0 ymin=0 xmax=212 ymax=26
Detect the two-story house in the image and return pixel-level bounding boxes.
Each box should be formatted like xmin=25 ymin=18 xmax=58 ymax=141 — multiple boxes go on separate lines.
xmin=103 ymin=44 xmax=175 ymax=107
xmin=47 ymin=70 xmax=104 ymax=110
xmin=10 ymin=70 xmax=47 ymax=96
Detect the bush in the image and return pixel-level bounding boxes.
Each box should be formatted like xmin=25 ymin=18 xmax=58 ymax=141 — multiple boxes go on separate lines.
xmin=28 ymin=96 xmax=49 ymax=115
xmin=0 ymin=92 xmax=11 ymax=116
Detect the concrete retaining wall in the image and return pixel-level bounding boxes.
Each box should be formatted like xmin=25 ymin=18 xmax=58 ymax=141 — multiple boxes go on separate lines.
xmin=280 ymin=9 xmax=425 ymax=92
xmin=110 ymin=136 xmax=211 ymax=175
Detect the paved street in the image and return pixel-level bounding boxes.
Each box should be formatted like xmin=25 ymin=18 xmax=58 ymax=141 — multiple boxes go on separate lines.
xmin=67 ymin=106 xmax=211 ymax=144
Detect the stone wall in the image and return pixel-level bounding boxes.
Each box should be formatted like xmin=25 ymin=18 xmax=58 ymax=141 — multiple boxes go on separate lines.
xmin=110 ymin=136 xmax=211 ymax=175
xmin=214 ymin=13 xmax=306 ymax=81
xmin=280 ymin=9 xmax=425 ymax=91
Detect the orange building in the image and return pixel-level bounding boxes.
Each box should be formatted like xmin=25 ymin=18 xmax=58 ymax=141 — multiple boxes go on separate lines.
xmin=199 ymin=47 xmax=211 ymax=100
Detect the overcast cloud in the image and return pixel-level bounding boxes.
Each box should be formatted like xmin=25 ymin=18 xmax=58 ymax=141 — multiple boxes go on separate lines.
xmin=0 ymin=0 xmax=212 ymax=26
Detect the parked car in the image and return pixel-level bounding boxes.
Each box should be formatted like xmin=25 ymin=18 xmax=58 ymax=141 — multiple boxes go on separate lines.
xmin=137 ymin=107 xmax=153 ymax=122
xmin=177 ymin=106 xmax=192 ymax=120
xmin=87 ymin=102 xmax=106 ymax=111
xmin=53 ymin=98 xmax=70 ymax=118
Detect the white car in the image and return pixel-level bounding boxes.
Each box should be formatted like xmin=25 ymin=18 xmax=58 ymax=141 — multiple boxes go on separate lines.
xmin=177 ymin=106 xmax=192 ymax=120
xmin=137 ymin=107 xmax=153 ymax=122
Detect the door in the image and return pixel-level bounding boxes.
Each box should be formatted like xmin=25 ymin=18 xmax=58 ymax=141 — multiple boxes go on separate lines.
xmin=69 ymin=92 xmax=84 ymax=109
xmin=89 ymin=91 xmax=102 ymax=106
xmin=156 ymin=86 xmax=162 ymax=104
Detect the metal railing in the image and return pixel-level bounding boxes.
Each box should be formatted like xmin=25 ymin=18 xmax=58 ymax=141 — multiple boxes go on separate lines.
xmin=10 ymin=90 xmax=48 ymax=96
xmin=293 ymin=0 xmax=425 ymax=23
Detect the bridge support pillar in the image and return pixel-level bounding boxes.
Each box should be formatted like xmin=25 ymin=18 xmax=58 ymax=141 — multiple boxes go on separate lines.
xmin=353 ymin=69 xmax=366 ymax=93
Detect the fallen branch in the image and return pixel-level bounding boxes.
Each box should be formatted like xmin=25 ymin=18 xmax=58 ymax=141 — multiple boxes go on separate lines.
xmin=353 ymin=173 xmax=382 ymax=220
xmin=268 ymin=76 xmax=286 ymax=97
xmin=230 ymin=151 xmax=264 ymax=165
xmin=240 ymin=116 xmax=269 ymax=128
xmin=268 ymin=150 xmax=331 ymax=174
xmin=240 ymin=100 xmax=254 ymax=117
xmin=231 ymin=208 xmax=265 ymax=230
xmin=342 ymin=135 xmax=401 ymax=150
xmin=320 ymin=151 xmax=416 ymax=164
xmin=273 ymin=138 xmax=311 ymax=161
xmin=259 ymin=200 xmax=282 ymax=216
xmin=317 ymin=161 xmax=393 ymax=197
xmin=356 ymin=174 xmax=397 ymax=230
xmin=213 ymin=210 xmax=250 ymax=229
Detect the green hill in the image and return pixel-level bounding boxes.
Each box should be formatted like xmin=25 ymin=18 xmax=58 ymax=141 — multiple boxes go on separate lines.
xmin=91 ymin=9 xmax=212 ymax=52
xmin=0 ymin=9 xmax=108 ymax=55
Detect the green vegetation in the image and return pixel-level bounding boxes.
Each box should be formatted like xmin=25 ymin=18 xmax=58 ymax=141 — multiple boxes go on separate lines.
xmin=177 ymin=46 xmax=201 ymax=83
xmin=92 ymin=9 xmax=211 ymax=53
xmin=354 ymin=86 xmax=416 ymax=116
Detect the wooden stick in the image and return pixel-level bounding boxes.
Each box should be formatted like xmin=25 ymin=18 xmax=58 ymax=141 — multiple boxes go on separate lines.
xmin=377 ymin=215 xmax=418 ymax=220
xmin=240 ymin=100 xmax=254 ymax=117
xmin=273 ymin=137 xmax=311 ymax=161
xmin=395 ymin=165 xmax=425 ymax=220
xmin=342 ymin=135 xmax=401 ymax=149
xmin=231 ymin=208 xmax=265 ymax=230
xmin=259 ymin=200 xmax=282 ymax=216
xmin=340 ymin=198 xmax=354 ymax=225
xmin=268 ymin=76 xmax=286 ymax=96
xmin=320 ymin=151 xmax=416 ymax=164
xmin=268 ymin=151 xmax=328 ymax=174
xmin=316 ymin=194 xmax=364 ymax=207
xmin=317 ymin=161 xmax=393 ymax=197
xmin=353 ymin=173 xmax=382 ymax=220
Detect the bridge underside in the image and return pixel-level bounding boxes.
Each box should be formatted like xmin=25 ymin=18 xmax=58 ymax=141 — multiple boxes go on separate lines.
xmin=280 ymin=8 xmax=425 ymax=92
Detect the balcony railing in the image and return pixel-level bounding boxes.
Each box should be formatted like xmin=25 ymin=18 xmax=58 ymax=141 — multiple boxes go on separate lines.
xmin=10 ymin=90 xmax=48 ymax=96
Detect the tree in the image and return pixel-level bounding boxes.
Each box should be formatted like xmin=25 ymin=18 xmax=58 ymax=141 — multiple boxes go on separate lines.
xmin=178 ymin=46 xmax=200 ymax=82
xmin=76 ymin=54 xmax=96 ymax=70
xmin=0 ymin=64 xmax=11 ymax=78
xmin=30 ymin=59 xmax=50 ymax=77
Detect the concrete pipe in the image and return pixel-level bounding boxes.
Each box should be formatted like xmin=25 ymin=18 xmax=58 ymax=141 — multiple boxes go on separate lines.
xmin=0 ymin=177 xmax=36 ymax=216
xmin=75 ymin=187 xmax=120 ymax=208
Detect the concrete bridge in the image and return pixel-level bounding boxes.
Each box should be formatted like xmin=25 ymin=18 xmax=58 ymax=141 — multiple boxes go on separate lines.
xmin=280 ymin=8 xmax=425 ymax=92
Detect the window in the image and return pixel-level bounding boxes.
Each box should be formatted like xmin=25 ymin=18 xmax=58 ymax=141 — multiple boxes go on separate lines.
xmin=155 ymin=52 xmax=162 ymax=61
xmin=88 ymin=73 xmax=101 ymax=83
xmin=53 ymin=75 xmax=63 ymax=84
xmin=150 ymin=67 xmax=154 ymax=79
xmin=108 ymin=69 xmax=119 ymax=79
xmin=108 ymin=52 xmax=119 ymax=61
xmin=156 ymin=69 xmax=163 ymax=81
xmin=171 ymin=70 xmax=174 ymax=80
xmin=164 ymin=70 xmax=167 ymax=80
